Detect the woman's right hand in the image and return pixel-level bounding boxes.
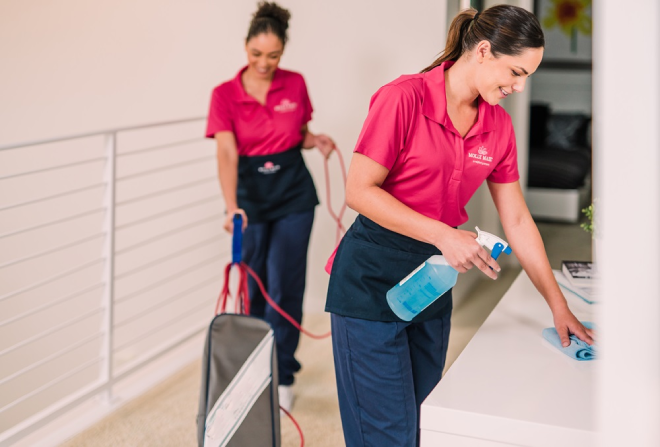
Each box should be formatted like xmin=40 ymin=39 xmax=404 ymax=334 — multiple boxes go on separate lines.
xmin=436 ymin=228 xmax=500 ymax=279
xmin=224 ymin=209 xmax=248 ymax=233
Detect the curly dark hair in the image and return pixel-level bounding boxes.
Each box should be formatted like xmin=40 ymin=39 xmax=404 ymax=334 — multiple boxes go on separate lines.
xmin=246 ymin=1 xmax=291 ymax=46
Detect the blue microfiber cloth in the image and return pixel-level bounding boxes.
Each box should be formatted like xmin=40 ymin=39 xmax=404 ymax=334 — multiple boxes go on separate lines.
xmin=542 ymin=321 xmax=596 ymax=361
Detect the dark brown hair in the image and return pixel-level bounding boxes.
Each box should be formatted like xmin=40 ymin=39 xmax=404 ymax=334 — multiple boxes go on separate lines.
xmin=422 ymin=5 xmax=544 ymax=73
xmin=246 ymin=1 xmax=291 ymax=47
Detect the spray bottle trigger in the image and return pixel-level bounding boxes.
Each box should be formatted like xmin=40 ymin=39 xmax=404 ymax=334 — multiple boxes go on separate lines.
xmin=490 ymin=242 xmax=513 ymax=260
xmin=491 ymin=242 xmax=504 ymax=260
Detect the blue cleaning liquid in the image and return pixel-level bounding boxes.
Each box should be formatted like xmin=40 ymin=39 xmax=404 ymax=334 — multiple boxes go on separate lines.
xmin=386 ymin=255 xmax=458 ymax=321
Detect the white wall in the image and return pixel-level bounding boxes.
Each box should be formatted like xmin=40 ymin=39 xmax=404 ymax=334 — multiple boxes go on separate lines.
xmin=595 ymin=1 xmax=660 ymax=445
xmin=4 ymin=0 xmax=550 ymax=317
xmin=0 ymin=0 xmax=449 ymax=315
xmin=0 ymin=2 xmax=453 ymax=441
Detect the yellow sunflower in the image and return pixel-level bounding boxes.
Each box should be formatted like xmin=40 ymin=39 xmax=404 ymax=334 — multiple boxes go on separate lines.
xmin=543 ymin=0 xmax=592 ymax=37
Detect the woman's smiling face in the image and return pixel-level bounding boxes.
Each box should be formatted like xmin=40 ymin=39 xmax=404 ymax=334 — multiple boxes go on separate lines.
xmin=475 ymin=44 xmax=544 ymax=105
xmin=245 ymin=32 xmax=283 ymax=80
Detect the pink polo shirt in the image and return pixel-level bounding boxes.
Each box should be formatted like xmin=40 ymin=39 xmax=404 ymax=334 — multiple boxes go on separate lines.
xmin=205 ymin=67 xmax=313 ymax=156
xmin=355 ymin=60 xmax=519 ymax=228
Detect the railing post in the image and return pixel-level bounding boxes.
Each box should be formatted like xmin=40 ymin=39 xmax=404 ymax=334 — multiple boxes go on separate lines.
xmin=100 ymin=132 xmax=117 ymax=403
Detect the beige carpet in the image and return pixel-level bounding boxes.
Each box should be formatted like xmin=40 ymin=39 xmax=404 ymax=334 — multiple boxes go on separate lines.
xmin=61 ymin=221 xmax=591 ymax=447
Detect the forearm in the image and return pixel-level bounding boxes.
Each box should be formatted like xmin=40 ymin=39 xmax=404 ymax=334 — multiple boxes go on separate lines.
xmin=503 ymin=213 xmax=568 ymax=313
xmin=216 ymin=145 xmax=239 ymax=213
xmin=302 ymin=128 xmax=315 ymax=149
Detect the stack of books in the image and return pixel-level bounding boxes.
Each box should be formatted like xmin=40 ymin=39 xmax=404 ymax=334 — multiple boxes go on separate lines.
xmin=553 ymin=261 xmax=600 ymax=304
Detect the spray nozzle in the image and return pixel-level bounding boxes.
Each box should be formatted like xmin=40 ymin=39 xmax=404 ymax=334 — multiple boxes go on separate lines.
xmin=474 ymin=226 xmax=512 ymax=260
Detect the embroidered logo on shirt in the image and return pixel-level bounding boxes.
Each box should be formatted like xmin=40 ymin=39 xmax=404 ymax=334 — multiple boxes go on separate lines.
xmin=258 ymin=161 xmax=281 ymax=174
xmin=273 ymin=99 xmax=298 ymax=113
xmin=468 ymin=146 xmax=493 ymax=166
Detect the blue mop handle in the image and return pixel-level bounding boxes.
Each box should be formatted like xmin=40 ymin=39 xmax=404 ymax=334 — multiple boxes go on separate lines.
xmin=232 ymin=214 xmax=242 ymax=264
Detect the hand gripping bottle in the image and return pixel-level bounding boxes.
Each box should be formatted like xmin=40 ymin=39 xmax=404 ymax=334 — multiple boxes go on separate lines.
xmin=386 ymin=227 xmax=512 ymax=321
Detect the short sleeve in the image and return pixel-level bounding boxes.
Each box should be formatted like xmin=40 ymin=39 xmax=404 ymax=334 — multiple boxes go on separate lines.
xmin=488 ymin=118 xmax=520 ymax=183
xmin=299 ymin=75 xmax=313 ymax=124
xmin=354 ymin=85 xmax=414 ymax=170
xmin=205 ymin=86 xmax=234 ymax=139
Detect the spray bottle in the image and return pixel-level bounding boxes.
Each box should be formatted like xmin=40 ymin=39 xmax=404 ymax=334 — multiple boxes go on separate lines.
xmin=386 ymin=227 xmax=512 ymax=321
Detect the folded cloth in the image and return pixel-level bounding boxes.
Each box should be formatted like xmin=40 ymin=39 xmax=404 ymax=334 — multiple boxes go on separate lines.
xmin=542 ymin=321 xmax=596 ymax=361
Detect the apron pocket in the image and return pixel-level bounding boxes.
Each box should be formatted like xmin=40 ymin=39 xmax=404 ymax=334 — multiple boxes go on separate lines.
xmin=327 ymin=235 xmax=452 ymax=322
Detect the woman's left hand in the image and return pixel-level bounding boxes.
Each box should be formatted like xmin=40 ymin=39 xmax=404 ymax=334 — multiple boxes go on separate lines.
xmin=314 ymin=134 xmax=336 ymax=159
xmin=552 ymin=307 xmax=595 ymax=347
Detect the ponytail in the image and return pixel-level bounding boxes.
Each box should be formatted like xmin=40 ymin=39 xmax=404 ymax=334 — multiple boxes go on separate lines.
xmin=421 ymin=8 xmax=478 ymax=73
xmin=422 ymin=5 xmax=544 ymax=73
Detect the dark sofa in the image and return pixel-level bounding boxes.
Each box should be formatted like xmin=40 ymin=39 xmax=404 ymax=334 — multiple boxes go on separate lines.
xmin=527 ymin=103 xmax=592 ymax=190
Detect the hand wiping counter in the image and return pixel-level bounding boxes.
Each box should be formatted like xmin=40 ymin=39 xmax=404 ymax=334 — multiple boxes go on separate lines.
xmin=542 ymin=321 xmax=596 ymax=361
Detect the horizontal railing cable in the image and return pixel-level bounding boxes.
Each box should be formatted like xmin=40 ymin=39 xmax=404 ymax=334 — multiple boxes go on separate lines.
xmin=114 ymin=235 xmax=224 ymax=281
xmin=0 ymin=258 xmax=103 ymax=303
xmin=0 ymin=183 xmax=104 ymax=213
xmin=0 ymin=233 xmax=105 ymax=269
xmin=116 ymin=176 xmax=216 ymax=208
xmin=115 ymin=213 xmax=223 ymax=256
xmin=0 ymin=308 xmax=102 ymax=358
xmin=116 ymin=155 xmax=213 ymax=182
xmin=114 ymin=298 xmax=212 ymax=352
xmin=112 ymin=324 xmax=207 ymax=386
xmin=116 ymin=137 xmax=202 ymax=158
xmin=0 ymin=117 xmax=205 ymax=152
xmin=114 ymin=195 xmax=218 ymax=231
xmin=0 ymin=378 xmax=107 ymax=445
xmin=0 ymin=283 xmax=104 ymax=328
xmin=0 ymin=357 xmax=102 ymax=414
xmin=114 ymin=275 xmax=220 ymax=329
xmin=0 ymin=157 xmax=106 ymax=181
xmin=0 ymin=333 xmax=102 ymax=387
xmin=0 ymin=116 xmax=218 ymax=446
xmin=0 ymin=321 xmax=206 ymax=444
xmin=115 ymin=253 xmax=223 ymax=305
xmin=0 ymin=208 xmax=104 ymax=240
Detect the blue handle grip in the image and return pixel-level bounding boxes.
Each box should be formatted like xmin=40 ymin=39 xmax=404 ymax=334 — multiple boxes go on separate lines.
xmin=232 ymin=214 xmax=242 ymax=264
xmin=490 ymin=242 xmax=512 ymax=260
xmin=491 ymin=242 xmax=503 ymax=260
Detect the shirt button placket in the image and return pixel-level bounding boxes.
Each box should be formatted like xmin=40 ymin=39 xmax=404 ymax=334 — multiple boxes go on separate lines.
xmin=446 ymin=137 xmax=464 ymax=218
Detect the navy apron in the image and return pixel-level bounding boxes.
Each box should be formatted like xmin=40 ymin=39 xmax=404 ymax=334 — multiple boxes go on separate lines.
xmin=237 ymin=144 xmax=319 ymax=223
xmin=326 ymin=215 xmax=453 ymax=322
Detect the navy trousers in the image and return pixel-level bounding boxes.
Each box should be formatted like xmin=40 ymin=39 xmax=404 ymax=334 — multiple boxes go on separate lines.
xmin=242 ymin=210 xmax=315 ymax=386
xmin=331 ymin=312 xmax=451 ymax=446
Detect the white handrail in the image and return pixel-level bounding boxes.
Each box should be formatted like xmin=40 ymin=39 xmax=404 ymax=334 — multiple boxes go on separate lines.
xmin=0 ymin=116 xmax=226 ymax=446
xmin=0 ymin=117 xmax=205 ymax=151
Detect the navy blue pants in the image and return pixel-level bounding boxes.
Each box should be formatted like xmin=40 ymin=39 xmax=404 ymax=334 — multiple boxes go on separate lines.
xmin=242 ymin=210 xmax=315 ymax=386
xmin=331 ymin=312 xmax=451 ymax=446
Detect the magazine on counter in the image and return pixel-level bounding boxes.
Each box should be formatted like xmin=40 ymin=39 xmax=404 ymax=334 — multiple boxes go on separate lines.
xmin=561 ymin=261 xmax=599 ymax=289
xmin=553 ymin=270 xmax=598 ymax=305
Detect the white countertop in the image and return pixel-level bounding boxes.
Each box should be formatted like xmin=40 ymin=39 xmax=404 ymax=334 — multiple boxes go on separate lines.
xmin=420 ymin=270 xmax=597 ymax=447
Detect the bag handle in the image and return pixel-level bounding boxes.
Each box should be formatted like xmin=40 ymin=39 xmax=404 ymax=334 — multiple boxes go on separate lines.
xmin=232 ymin=214 xmax=243 ymax=264
xmin=215 ymin=213 xmax=250 ymax=315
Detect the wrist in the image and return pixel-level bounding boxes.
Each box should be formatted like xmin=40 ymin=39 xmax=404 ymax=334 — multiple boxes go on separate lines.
xmin=303 ymin=132 xmax=316 ymax=149
xmin=428 ymin=222 xmax=452 ymax=248
xmin=548 ymin=297 xmax=570 ymax=316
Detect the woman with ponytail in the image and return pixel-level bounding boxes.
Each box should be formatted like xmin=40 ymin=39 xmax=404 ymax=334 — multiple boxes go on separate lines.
xmin=205 ymin=1 xmax=335 ymax=412
xmin=325 ymin=5 xmax=594 ymax=445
